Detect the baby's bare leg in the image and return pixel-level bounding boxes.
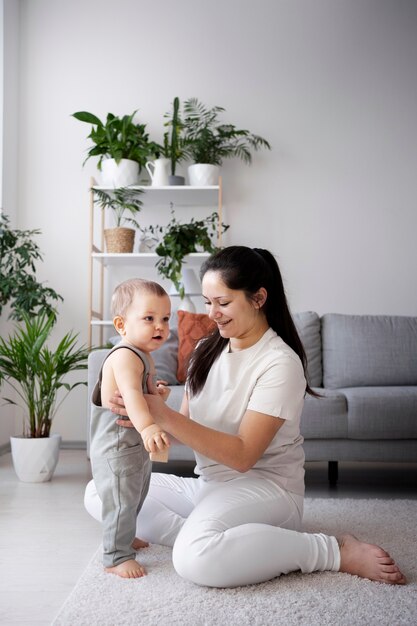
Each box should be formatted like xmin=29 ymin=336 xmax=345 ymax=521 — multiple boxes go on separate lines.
xmin=105 ymin=559 xmax=146 ymax=579
xmin=339 ymin=534 xmax=406 ymax=585
xmin=132 ymin=537 xmax=149 ymax=550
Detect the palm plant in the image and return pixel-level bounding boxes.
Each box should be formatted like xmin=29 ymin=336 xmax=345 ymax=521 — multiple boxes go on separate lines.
xmin=92 ymin=187 xmax=144 ymax=228
xmin=0 ymin=312 xmax=89 ymax=438
xmin=182 ymin=98 xmax=271 ymax=165
xmin=72 ymin=110 xmax=161 ymax=171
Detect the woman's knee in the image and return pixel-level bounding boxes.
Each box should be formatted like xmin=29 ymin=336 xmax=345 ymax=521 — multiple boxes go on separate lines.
xmin=172 ymin=520 xmax=226 ymax=587
xmin=84 ymin=479 xmax=102 ymax=521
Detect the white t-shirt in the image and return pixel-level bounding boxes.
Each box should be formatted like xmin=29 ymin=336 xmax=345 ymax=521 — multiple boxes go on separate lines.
xmin=188 ymin=328 xmax=306 ymax=496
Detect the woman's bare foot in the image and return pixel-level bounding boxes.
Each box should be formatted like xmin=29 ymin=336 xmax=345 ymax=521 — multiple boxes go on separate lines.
xmin=132 ymin=537 xmax=149 ymax=550
xmin=105 ymin=558 xmax=146 ymax=579
xmin=338 ymin=534 xmax=406 ymax=585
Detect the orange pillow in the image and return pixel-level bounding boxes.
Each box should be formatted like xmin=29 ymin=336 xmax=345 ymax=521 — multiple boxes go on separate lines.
xmin=176 ymin=310 xmax=217 ymax=383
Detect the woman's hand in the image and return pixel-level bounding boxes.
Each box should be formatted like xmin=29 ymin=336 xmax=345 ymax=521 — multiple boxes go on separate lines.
xmin=155 ymin=379 xmax=171 ymax=402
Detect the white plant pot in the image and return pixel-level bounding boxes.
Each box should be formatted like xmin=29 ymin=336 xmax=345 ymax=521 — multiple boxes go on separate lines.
xmin=101 ymin=158 xmax=139 ymax=187
xmin=145 ymin=158 xmax=170 ymax=186
xmin=10 ymin=434 xmax=61 ymax=483
xmin=188 ymin=164 xmax=220 ymax=186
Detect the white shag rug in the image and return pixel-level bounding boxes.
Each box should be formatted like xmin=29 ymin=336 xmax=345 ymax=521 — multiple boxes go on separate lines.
xmin=53 ymin=498 xmax=417 ymax=626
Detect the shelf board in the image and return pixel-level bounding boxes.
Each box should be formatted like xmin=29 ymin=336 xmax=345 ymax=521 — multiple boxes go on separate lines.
xmin=92 ymin=185 xmax=219 ymax=208
xmin=91 ymin=252 xmax=210 ymax=267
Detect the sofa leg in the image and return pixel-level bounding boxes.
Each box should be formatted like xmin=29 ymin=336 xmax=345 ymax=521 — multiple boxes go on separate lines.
xmin=328 ymin=461 xmax=338 ymax=486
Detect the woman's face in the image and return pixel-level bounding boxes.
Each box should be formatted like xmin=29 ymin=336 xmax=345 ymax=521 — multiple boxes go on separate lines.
xmin=202 ymin=270 xmax=268 ymax=348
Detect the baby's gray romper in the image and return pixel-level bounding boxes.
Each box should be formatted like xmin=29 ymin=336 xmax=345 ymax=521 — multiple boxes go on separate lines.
xmin=90 ymin=344 xmax=152 ymax=567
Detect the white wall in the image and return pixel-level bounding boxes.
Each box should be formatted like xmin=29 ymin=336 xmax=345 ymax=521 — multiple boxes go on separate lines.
xmin=0 ymin=0 xmax=20 ymax=447
xmin=2 ymin=0 xmax=417 ymax=444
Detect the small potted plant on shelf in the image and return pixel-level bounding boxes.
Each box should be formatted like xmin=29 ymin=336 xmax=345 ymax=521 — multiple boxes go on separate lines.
xmin=0 ymin=213 xmax=63 ymax=321
xmin=72 ymin=110 xmax=161 ymax=187
xmin=92 ymin=187 xmax=144 ymax=253
xmin=0 ymin=312 xmax=89 ymax=482
xmin=164 ymin=96 xmax=187 ymax=185
xmin=182 ymin=97 xmax=271 ymax=185
xmin=149 ymin=209 xmax=229 ymax=298
xmin=145 ymin=97 xmax=187 ymax=187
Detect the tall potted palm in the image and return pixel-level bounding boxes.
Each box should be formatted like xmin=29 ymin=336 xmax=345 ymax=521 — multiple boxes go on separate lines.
xmin=0 ymin=312 xmax=89 ymax=482
xmin=182 ymin=98 xmax=271 ymax=185
xmin=72 ymin=110 xmax=161 ymax=187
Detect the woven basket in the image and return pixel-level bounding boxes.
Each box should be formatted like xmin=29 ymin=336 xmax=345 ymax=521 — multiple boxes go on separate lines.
xmin=104 ymin=228 xmax=135 ymax=253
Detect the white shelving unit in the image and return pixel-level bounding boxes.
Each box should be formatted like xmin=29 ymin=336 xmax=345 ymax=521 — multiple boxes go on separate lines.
xmin=88 ymin=178 xmax=223 ymax=347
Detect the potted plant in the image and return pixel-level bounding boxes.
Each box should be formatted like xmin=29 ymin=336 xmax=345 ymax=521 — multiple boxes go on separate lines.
xmin=164 ymin=96 xmax=187 ymax=185
xmin=145 ymin=97 xmax=187 ymax=187
xmin=72 ymin=110 xmax=161 ymax=187
xmin=182 ymin=97 xmax=271 ymax=185
xmin=0 ymin=312 xmax=89 ymax=482
xmin=0 ymin=213 xmax=63 ymax=321
xmin=149 ymin=209 xmax=229 ymax=298
xmin=92 ymin=187 xmax=144 ymax=253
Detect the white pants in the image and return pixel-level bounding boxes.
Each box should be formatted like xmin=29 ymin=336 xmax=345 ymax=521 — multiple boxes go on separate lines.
xmin=84 ymin=473 xmax=340 ymax=587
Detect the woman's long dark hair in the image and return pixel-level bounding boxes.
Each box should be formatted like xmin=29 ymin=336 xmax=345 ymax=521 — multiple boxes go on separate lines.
xmin=187 ymin=246 xmax=317 ymax=398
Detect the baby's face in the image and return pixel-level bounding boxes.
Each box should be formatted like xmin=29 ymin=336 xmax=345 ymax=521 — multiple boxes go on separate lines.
xmin=116 ymin=292 xmax=171 ymax=352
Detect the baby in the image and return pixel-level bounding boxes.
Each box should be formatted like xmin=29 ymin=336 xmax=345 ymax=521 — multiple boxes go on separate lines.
xmin=89 ymin=278 xmax=171 ymax=578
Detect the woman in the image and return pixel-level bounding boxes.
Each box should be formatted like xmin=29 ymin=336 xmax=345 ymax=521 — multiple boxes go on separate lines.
xmin=85 ymin=246 xmax=406 ymax=587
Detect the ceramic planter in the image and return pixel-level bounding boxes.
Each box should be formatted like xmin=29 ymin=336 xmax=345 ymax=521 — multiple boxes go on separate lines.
xmin=10 ymin=434 xmax=61 ymax=482
xmin=188 ymin=164 xmax=220 ymax=186
xmin=168 ymin=174 xmax=185 ymax=186
xmin=145 ymin=158 xmax=170 ymax=186
xmin=101 ymin=158 xmax=140 ymax=187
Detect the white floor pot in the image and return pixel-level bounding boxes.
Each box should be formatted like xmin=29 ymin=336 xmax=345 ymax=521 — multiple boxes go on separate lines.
xmin=10 ymin=434 xmax=61 ymax=483
xmin=188 ymin=164 xmax=220 ymax=186
xmin=101 ymin=158 xmax=139 ymax=187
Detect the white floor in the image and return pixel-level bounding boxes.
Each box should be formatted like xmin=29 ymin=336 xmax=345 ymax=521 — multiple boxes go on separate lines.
xmin=1 ymin=449 xmax=416 ymax=626
xmin=0 ymin=450 xmax=100 ymax=626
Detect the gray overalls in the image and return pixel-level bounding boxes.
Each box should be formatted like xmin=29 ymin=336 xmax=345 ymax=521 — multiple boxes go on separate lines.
xmin=90 ymin=344 xmax=152 ymax=567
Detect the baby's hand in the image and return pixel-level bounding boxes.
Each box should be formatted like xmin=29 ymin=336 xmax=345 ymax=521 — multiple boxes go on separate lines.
xmin=149 ymin=431 xmax=170 ymax=453
xmin=140 ymin=424 xmax=170 ymax=453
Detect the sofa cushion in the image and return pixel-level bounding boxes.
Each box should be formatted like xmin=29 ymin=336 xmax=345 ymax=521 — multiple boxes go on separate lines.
xmin=152 ymin=327 xmax=180 ymax=385
xmin=342 ymin=386 xmax=417 ymax=439
xmin=322 ymin=314 xmax=417 ymax=388
xmin=293 ymin=311 xmax=322 ymax=387
xmin=300 ymin=389 xmax=348 ymax=438
xmin=176 ymin=310 xmax=216 ymax=383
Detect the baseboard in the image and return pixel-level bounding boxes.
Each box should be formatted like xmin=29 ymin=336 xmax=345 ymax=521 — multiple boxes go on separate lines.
xmin=61 ymin=440 xmax=87 ymax=450
xmin=0 ymin=440 xmax=86 ymax=456
xmin=0 ymin=442 xmax=11 ymax=456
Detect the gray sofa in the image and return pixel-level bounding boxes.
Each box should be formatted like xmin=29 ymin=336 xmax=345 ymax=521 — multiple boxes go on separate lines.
xmin=87 ymin=312 xmax=417 ymax=484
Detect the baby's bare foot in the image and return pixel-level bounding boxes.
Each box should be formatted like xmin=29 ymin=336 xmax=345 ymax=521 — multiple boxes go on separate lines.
xmin=105 ymin=558 xmax=146 ymax=579
xmin=339 ymin=534 xmax=406 ymax=585
xmin=132 ymin=537 xmax=149 ymax=550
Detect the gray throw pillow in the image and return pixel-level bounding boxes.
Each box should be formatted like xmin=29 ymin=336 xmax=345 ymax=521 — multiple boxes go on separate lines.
xmin=293 ymin=311 xmax=322 ymax=387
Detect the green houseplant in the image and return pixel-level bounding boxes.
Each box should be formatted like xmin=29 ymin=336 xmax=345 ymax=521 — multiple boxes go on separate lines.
xmin=150 ymin=210 xmax=229 ymax=297
xmin=182 ymin=97 xmax=271 ymax=185
xmin=72 ymin=110 xmax=161 ymax=186
xmin=92 ymin=187 xmax=144 ymax=253
xmin=0 ymin=213 xmax=63 ymax=321
xmin=0 ymin=312 xmax=89 ymax=482
xmin=163 ymin=96 xmax=186 ymax=185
